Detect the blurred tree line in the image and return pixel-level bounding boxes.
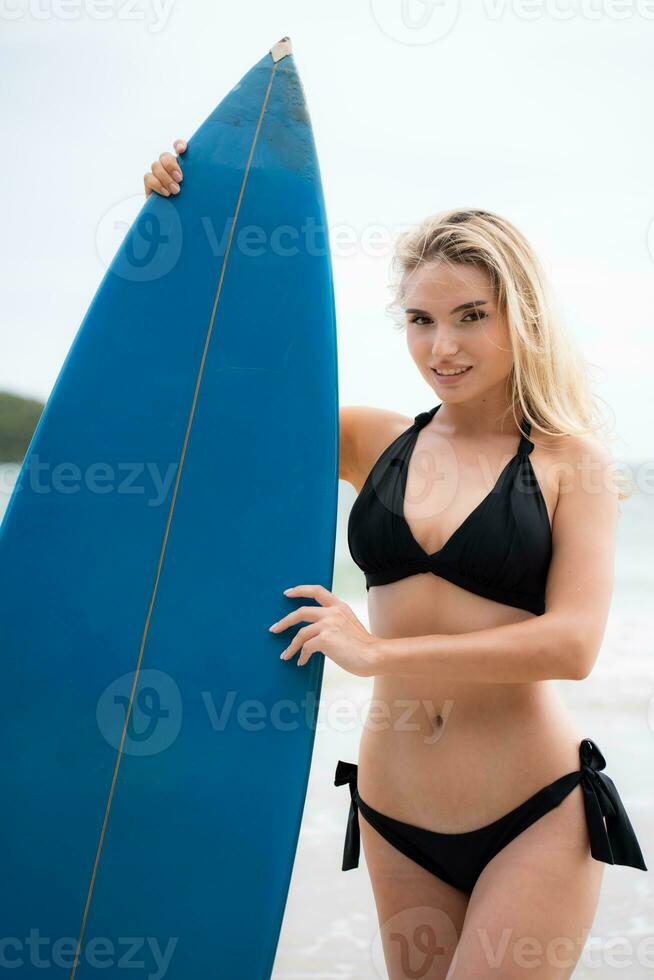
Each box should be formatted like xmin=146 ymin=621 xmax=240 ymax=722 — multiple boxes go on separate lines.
xmin=0 ymin=391 xmax=44 ymax=462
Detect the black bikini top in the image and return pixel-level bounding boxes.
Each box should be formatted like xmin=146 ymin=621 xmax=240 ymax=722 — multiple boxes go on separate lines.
xmin=347 ymin=403 xmax=552 ymax=615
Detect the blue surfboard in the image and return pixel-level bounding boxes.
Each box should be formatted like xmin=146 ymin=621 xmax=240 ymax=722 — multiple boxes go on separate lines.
xmin=0 ymin=36 xmax=338 ymax=979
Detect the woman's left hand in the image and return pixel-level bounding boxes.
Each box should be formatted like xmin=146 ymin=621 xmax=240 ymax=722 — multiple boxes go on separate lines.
xmin=269 ymin=584 xmax=379 ymax=677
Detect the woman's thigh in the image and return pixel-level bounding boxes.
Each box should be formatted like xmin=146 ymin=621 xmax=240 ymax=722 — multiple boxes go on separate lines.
xmin=359 ymin=809 xmax=470 ymax=980
xmin=446 ymin=784 xmax=605 ymax=979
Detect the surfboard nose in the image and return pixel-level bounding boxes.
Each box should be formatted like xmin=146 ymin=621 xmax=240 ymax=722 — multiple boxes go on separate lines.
xmin=271 ymin=36 xmax=293 ymax=62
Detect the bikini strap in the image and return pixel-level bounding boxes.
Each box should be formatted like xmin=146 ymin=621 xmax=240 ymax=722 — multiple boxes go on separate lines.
xmin=518 ymin=415 xmax=535 ymax=456
xmin=414 ymin=404 xmax=441 ymax=429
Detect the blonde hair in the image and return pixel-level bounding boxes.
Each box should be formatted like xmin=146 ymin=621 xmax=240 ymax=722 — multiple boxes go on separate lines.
xmin=386 ymin=207 xmax=633 ymax=501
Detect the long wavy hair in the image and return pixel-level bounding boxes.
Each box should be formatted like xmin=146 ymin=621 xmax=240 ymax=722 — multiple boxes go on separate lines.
xmin=386 ymin=207 xmax=633 ymax=500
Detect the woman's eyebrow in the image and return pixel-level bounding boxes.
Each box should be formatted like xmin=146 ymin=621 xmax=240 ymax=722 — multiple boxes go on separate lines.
xmin=404 ymin=300 xmax=489 ymax=315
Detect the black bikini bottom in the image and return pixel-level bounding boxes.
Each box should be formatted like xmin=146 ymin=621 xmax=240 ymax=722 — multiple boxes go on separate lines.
xmin=334 ymin=738 xmax=647 ymax=894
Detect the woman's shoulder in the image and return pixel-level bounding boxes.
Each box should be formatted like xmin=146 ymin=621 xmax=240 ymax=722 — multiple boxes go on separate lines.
xmin=534 ymin=426 xmax=614 ymax=473
xmin=529 ymin=423 xmax=617 ymax=527
xmin=339 ymin=405 xmax=414 ymax=492
xmin=535 ymin=427 xmax=618 ymax=527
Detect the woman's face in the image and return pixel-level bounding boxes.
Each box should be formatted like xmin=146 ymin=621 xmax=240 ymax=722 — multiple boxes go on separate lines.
xmin=402 ymin=259 xmax=514 ymax=403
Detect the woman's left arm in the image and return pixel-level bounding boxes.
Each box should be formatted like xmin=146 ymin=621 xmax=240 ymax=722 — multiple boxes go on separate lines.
xmin=374 ymin=436 xmax=620 ymax=684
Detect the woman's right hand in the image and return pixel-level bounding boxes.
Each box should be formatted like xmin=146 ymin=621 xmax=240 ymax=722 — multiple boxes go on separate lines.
xmin=144 ymin=139 xmax=187 ymax=197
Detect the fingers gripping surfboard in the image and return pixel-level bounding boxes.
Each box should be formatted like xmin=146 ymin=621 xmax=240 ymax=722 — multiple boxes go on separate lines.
xmin=0 ymin=37 xmax=338 ymax=979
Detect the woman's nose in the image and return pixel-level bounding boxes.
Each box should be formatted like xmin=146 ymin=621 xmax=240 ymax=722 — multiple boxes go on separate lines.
xmin=431 ymin=336 xmax=459 ymax=356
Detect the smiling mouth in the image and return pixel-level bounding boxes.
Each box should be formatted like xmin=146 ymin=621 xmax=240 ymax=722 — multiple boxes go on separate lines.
xmin=432 ymin=366 xmax=473 ymax=378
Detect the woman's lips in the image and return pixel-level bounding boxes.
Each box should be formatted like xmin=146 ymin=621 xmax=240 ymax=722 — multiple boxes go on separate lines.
xmin=431 ymin=366 xmax=473 ymax=384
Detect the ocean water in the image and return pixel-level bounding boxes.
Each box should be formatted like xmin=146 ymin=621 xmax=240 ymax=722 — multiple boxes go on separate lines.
xmin=2 ymin=465 xmax=652 ymax=977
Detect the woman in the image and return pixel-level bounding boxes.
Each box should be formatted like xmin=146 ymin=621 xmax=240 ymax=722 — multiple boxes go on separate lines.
xmin=145 ymin=143 xmax=647 ymax=979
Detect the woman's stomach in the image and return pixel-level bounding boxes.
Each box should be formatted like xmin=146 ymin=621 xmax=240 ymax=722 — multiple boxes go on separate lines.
xmin=357 ymin=574 xmax=584 ymax=831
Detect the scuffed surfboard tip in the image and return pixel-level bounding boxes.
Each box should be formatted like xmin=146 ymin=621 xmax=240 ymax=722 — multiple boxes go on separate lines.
xmin=271 ymin=36 xmax=292 ymax=63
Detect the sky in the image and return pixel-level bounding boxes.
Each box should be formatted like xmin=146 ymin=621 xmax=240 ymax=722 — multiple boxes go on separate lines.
xmin=2 ymin=0 xmax=653 ymax=468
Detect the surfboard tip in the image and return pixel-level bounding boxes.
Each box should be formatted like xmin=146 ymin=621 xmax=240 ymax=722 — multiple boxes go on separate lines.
xmin=271 ymin=36 xmax=292 ymax=62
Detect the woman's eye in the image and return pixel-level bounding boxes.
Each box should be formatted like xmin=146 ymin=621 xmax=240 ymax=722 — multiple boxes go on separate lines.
xmin=409 ymin=310 xmax=488 ymax=326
